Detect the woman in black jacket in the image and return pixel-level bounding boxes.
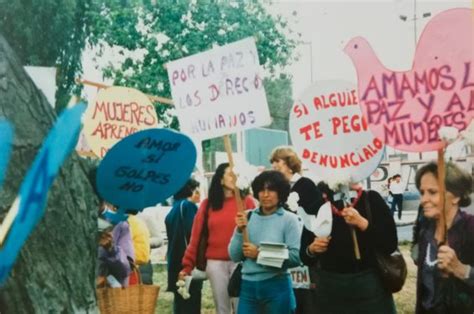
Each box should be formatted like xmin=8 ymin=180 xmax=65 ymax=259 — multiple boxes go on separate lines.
xmin=300 ymin=181 xmax=398 ymax=313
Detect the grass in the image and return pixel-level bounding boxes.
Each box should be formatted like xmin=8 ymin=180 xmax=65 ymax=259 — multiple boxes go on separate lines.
xmin=152 ymin=244 xmax=417 ymax=314
xmin=393 ymin=245 xmax=417 ymax=314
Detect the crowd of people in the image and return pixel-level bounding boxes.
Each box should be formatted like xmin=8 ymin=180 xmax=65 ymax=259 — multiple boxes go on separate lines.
xmin=96 ymin=146 xmax=474 ymax=314
xmin=97 ymin=201 xmax=154 ymax=287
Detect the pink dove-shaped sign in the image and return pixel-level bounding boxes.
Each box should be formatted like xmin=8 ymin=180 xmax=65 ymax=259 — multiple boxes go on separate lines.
xmin=345 ymin=8 xmax=473 ymax=152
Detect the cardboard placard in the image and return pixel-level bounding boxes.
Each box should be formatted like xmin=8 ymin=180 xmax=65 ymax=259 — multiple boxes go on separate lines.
xmin=167 ymin=37 xmax=271 ymax=140
xmin=82 ymin=86 xmax=158 ymax=158
xmin=289 ymin=81 xmax=384 ymax=183
xmin=289 ymin=266 xmax=311 ymax=289
xmin=0 ymin=103 xmax=86 ymax=284
xmin=96 ymin=128 xmax=196 ymax=210
xmin=345 ymin=8 xmax=474 ymax=152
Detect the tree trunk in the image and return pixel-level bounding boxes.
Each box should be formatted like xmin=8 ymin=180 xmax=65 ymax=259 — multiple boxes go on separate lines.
xmin=0 ymin=34 xmax=98 ymax=313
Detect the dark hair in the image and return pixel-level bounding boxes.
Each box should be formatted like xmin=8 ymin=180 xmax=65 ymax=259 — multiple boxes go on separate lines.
xmin=174 ymin=178 xmax=200 ymax=201
xmin=208 ymin=163 xmax=230 ymax=210
xmin=412 ymin=205 xmax=424 ymax=246
xmin=251 ymin=170 xmax=290 ymax=206
xmin=392 ymin=174 xmax=401 ymax=179
xmin=317 ymin=181 xmax=335 ymax=203
xmin=415 ymin=162 xmax=472 ymax=207
xmin=126 ymin=209 xmax=139 ymax=215
xmin=317 ymin=181 xmax=351 ymax=210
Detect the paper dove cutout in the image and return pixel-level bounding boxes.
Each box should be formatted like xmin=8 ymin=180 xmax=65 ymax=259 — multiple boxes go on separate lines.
xmin=176 ymin=277 xmax=191 ymax=299
xmin=461 ymin=120 xmax=474 ymax=146
xmin=297 ymin=201 xmax=333 ymax=237
xmin=345 ymin=8 xmax=474 ymax=152
xmin=438 ymin=126 xmax=459 ymax=144
xmin=184 ymin=275 xmax=193 ymax=295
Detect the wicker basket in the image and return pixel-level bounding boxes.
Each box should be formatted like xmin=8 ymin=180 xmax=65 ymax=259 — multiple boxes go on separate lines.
xmin=97 ymin=284 xmax=160 ymax=314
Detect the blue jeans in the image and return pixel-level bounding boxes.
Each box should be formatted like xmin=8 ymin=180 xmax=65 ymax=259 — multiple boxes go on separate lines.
xmin=390 ymin=194 xmax=403 ymax=219
xmin=238 ymin=275 xmax=295 ymax=314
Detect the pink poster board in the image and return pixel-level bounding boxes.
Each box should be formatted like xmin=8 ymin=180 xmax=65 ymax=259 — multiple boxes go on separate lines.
xmin=345 ymin=8 xmax=473 ymax=152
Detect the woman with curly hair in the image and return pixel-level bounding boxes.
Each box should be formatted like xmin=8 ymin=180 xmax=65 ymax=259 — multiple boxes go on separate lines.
xmin=269 ymin=146 xmax=324 ymax=313
xmin=229 ymin=170 xmax=302 ymax=313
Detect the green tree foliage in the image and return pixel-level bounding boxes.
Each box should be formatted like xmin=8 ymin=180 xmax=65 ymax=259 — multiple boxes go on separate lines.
xmin=264 ymin=74 xmax=293 ymax=131
xmin=88 ymin=0 xmax=296 ymax=130
xmin=88 ymin=1 xmax=297 ymax=170
xmin=0 ymin=0 xmax=296 ymax=124
xmin=0 ymin=0 xmax=93 ymax=112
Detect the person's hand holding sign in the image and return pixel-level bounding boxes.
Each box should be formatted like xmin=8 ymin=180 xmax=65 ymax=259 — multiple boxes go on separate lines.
xmin=308 ymin=236 xmax=331 ymax=254
xmin=437 ymin=245 xmax=470 ymax=279
xmin=235 ymin=211 xmax=248 ymax=232
xmin=341 ymin=207 xmax=368 ymax=231
xmin=235 ymin=211 xmax=259 ymax=258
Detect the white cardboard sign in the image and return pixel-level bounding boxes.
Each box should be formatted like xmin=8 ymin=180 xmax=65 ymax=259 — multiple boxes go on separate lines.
xmin=289 ymin=81 xmax=384 ymax=183
xmin=82 ymin=86 xmax=158 ymax=158
xmin=167 ymin=37 xmax=271 ymax=140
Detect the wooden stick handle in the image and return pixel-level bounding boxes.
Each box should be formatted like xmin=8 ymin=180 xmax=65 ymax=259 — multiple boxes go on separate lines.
xmin=223 ymin=135 xmax=235 ymax=168
xmin=437 ymin=148 xmax=447 ymax=243
xmin=76 ymin=78 xmax=175 ymax=105
xmin=351 ymin=227 xmax=361 ymax=260
xmin=223 ymin=135 xmax=249 ymax=242
xmin=341 ymin=193 xmax=361 ymax=260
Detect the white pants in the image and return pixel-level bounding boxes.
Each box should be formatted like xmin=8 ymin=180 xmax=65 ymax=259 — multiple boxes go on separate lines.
xmin=206 ymin=259 xmax=239 ymax=314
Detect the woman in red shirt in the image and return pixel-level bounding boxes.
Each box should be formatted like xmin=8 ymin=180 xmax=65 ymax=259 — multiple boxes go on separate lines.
xmin=180 ymin=163 xmax=256 ymax=314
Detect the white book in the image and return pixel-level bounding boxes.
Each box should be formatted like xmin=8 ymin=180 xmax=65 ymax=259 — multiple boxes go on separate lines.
xmin=259 ymin=242 xmax=287 ymax=250
xmin=258 ymin=249 xmax=289 ymax=260
xmin=257 ymin=242 xmax=289 ymax=268
xmin=259 ymin=262 xmax=283 ymax=268
xmin=257 ymin=258 xmax=285 ymax=268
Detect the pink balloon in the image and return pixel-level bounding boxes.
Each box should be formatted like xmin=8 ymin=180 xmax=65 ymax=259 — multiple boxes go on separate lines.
xmin=345 ymin=8 xmax=474 ymax=152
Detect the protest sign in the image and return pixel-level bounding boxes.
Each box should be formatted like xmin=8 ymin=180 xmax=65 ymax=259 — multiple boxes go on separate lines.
xmin=82 ymin=86 xmax=159 ymax=158
xmin=167 ymin=37 xmax=271 ymax=140
xmin=96 ymin=128 xmax=196 ymax=210
xmin=345 ymin=8 xmax=473 ymax=152
xmin=289 ymin=81 xmax=384 ymax=183
xmin=289 ymin=266 xmax=311 ymax=289
xmin=0 ymin=103 xmax=85 ymax=284
xmin=0 ymin=121 xmax=13 ymax=186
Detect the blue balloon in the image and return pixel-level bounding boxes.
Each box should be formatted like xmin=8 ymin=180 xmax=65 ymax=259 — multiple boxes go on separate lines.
xmin=0 ymin=103 xmax=86 ymax=284
xmin=96 ymin=128 xmax=197 ymax=211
